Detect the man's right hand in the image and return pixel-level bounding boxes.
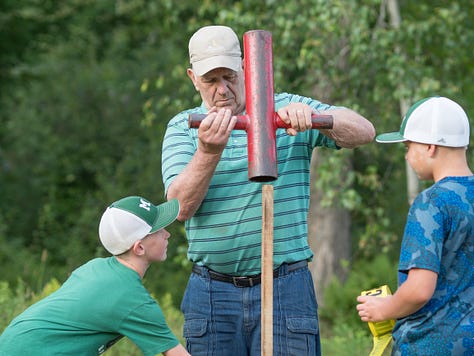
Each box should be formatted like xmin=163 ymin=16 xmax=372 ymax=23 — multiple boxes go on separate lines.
xmin=198 ymin=107 xmax=237 ymax=155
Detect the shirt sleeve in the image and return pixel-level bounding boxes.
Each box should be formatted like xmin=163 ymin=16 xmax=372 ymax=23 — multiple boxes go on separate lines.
xmin=398 ymin=188 xmax=445 ymax=274
xmin=119 ymin=300 xmax=180 ymax=356
xmin=162 ymin=110 xmax=199 ymax=194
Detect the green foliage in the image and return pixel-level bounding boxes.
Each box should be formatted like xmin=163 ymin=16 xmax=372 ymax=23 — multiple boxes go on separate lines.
xmin=0 ymin=281 xmax=17 ymax=331
xmin=321 ymin=322 xmax=372 ymax=356
xmin=0 ymin=278 xmax=60 ymax=331
xmin=0 ymin=0 xmax=191 ymax=302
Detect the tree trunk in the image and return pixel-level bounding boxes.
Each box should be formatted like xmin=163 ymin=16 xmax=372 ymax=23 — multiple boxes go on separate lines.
xmin=308 ymin=150 xmax=351 ymax=307
xmin=400 ymin=101 xmax=419 ymax=205
xmin=386 ymin=0 xmax=419 ymax=205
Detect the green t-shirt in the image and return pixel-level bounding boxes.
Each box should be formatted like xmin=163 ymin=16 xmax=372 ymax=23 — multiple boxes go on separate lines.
xmin=0 ymin=257 xmax=179 ymax=355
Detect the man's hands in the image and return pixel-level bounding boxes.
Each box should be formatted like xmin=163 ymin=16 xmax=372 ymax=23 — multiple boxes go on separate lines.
xmin=279 ymin=105 xmax=375 ymax=148
xmin=168 ymin=107 xmax=236 ymax=221
xmin=277 ymin=103 xmax=315 ymax=136
xmin=198 ymin=107 xmax=237 ymax=155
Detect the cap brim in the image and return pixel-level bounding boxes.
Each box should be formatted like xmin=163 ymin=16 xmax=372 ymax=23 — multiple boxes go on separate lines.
xmin=192 ymin=56 xmax=242 ymax=76
xmin=149 ymin=199 xmax=180 ymax=233
xmin=375 ymin=132 xmax=407 ymax=144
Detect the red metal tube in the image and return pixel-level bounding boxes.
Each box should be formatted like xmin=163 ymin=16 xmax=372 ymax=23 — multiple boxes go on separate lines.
xmin=244 ymin=30 xmax=277 ymax=182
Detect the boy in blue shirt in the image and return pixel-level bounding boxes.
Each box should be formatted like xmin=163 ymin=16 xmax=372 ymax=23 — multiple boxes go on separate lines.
xmin=357 ymin=97 xmax=474 ymax=355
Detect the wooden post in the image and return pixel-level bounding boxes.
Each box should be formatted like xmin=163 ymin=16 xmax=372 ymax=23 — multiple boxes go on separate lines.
xmin=261 ymin=184 xmax=274 ymax=356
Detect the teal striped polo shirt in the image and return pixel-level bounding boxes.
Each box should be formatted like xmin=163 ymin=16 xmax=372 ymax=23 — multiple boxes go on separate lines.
xmin=162 ymin=92 xmax=339 ymax=275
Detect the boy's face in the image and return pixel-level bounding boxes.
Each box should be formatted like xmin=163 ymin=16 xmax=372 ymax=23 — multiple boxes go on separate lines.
xmin=141 ymin=229 xmax=170 ymax=262
xmin=404 ymin=141 xmax=434 ymax=181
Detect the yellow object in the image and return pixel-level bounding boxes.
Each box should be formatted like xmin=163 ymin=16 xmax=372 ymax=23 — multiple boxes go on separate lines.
xmin=360 ymin=285 xmax=396 ymax=356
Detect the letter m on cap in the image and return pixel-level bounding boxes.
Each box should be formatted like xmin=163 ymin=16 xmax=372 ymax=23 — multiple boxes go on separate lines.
xmin=139 ymin=198 xmax=151 ymax=211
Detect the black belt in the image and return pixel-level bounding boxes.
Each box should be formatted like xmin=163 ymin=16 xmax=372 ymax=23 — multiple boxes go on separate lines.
xmin=192 ymin=260 xmax=308 ymax=288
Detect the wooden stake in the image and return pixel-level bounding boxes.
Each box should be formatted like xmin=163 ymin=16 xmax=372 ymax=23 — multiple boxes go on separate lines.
xmin=261 ymin=184 xmax=274 ymax=356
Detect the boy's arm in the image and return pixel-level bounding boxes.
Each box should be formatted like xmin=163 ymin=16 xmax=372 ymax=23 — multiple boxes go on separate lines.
xmin=162 ymin=344 xmax=191 ymax=356
xmin=356 ymin=268 xmax=437 ymax=322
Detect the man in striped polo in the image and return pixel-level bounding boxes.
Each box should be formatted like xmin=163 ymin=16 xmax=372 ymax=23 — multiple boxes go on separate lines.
xmin=162 ymin=25 xmax=375 ymax=356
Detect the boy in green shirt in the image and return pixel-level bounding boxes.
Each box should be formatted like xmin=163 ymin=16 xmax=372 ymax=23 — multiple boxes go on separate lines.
xmin=0 ymin=196 xmax=190 ymax=356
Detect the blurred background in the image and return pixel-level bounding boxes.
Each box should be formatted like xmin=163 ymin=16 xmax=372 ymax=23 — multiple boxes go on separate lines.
xmin=1 ymin=0 xmax=472 ymax=354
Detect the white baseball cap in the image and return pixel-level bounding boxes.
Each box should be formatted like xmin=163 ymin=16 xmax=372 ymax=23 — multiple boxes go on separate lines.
xmin=189 ymin=25 xmax=242 ymax=76
xmin=376 ymin=96 xmax=470 ymax=147
xmin=98 ymin=196 xmax=180 ymax=255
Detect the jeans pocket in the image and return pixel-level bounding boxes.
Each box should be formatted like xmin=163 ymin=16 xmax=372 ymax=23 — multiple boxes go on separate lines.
xmin=183 ymin=318 xmax=208 ymax=355
xmin=183 ymin=318 xmax=207 ymax=338
xmin=286 ymin=317 xmax=319 ymax=355
xmin=287 ymin=317 xmax=319 ymax=334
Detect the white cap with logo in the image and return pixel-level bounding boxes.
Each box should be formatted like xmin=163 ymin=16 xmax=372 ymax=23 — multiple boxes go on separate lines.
xmin=376 ymin=96 xmax=470 ymax=147
xmin=98 ymin=196 xmax=180 ymax=255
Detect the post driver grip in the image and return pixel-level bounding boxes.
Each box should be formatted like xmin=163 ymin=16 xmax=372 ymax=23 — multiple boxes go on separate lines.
xmin=189 ymin=113 xmax=333 ymax=130
xmin=188 ymin=114 xmax=250 ymax=131
xmin=188 ymin=114 xmax=206 ymax=128
xmin=274 ymin=114 xmax=334 ymax=129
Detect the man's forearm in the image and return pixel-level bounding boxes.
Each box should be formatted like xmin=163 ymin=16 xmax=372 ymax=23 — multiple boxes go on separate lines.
xmin=167 ymin=149 xmax=222 ymax=221
xmin=319 ymin=108 xmax=375 ymax=148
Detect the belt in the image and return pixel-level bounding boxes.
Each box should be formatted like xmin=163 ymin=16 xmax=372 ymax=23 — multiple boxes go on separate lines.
xmin=192 ymin=260 xmax=308 ymax=288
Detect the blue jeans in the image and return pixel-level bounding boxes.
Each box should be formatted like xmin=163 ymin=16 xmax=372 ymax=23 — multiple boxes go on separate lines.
xmin=181 ymin=263 xmax=321 ymax=356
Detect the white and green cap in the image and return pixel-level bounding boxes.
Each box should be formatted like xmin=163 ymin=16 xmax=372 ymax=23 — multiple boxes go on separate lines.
xmin=98 ymin=196 xmax=180 ymax=255
xmin=376 ymin=96 xmax=470 ymax=147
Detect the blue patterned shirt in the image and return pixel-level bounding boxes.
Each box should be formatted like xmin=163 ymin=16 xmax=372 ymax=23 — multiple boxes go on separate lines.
xmin=392 ymin=176 xmax=474 ymax=356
